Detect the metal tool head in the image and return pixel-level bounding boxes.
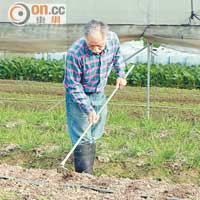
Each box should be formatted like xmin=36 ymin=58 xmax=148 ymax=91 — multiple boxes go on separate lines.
xmin=57 ymin=164 xmax=74 ymax=179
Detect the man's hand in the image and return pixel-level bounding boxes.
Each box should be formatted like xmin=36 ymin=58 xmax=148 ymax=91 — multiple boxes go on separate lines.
xmin=116 ymin=77 xmax=127 ymax=89
xmin=88 ymin=111 xmax=99 ymax=124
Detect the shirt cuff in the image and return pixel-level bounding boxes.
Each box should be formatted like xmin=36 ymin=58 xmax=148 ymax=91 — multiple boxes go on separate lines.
xmin=116 ymin=70 xmax=126 ymax=78
xmin=80 ymin=104 xmax=94 ymax=115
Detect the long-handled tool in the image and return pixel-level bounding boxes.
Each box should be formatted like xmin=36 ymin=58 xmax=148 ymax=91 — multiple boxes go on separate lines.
xmin=60 ymin=46 xmax=147 ymax=170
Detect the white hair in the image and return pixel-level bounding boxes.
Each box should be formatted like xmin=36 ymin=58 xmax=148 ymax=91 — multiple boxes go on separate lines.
xmin=84 ymin=19 xmax=109 ymax=37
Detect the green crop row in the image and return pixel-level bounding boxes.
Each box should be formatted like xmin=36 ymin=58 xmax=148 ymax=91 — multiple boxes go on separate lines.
xmin=0 ymin=57 xmax=64 ymax=82
xmin=112 ymin=63 xmax=200 ymax=89
xmin=0 ymin=57 xmax=200 ymax=89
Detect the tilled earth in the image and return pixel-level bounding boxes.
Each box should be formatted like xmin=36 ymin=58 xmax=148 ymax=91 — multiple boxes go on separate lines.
xmin=0 ymin=164 xmax=199 ymax=200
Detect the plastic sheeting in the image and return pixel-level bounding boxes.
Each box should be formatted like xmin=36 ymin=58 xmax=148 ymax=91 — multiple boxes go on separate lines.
xmin=0 ymin=0 xmax=200 ymax=52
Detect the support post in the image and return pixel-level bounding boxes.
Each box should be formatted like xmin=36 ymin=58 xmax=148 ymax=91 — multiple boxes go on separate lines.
xmin=147 ymin=42 xmax=152 ymax=119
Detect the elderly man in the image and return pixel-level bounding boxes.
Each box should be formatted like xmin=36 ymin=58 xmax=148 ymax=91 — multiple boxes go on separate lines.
xmin=64 ymin=20 xmax=126 ymax=174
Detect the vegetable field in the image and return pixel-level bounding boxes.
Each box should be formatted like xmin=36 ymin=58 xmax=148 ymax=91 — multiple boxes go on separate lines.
xmin=0 ymin=59 xmax=200 ymax=199
xmin=0 ymin=57 xmax=200 ymax=89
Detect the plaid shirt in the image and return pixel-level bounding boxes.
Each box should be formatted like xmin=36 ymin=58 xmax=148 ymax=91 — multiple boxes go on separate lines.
xmin=64 ymin=31 xmax=125 ymax=114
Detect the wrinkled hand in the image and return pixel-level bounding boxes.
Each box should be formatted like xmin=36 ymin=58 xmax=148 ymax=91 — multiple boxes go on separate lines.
xmin=116 ymin=77 xmax=127 ymax=89
xmin=88 ymin=111 xmax=99 ymax=124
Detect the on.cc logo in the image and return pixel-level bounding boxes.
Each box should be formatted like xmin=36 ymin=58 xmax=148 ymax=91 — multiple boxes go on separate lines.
xmin=8 ymin=2 xmax=30 ymax=26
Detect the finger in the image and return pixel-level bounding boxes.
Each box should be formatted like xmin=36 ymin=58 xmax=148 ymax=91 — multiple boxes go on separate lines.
xmin=88 ymin=117 xmax=92 ymax=123
xmin=116 ymin=83 xmax=119 ymax=89
xmin=88 ymin=114 xmax=93 ymax=124
xmin=95 ymin=115 xmax=99 ymax=123
xmin=123 ymin=80 xmax=127 ymax=86
xmin=93 ymin=114 xmax=99 ymax=124
xmin=93 ymin=118 xmax=98 ymax=124
xmin=93 ymin=113 xmax=98 ymax=124
xmin=92 ymin=114 xmax=95 ymax=124
xmin=116 ymin=79 xmax=120 ymax=89
xmin=116 ymin=83 xmax=120 ymax=89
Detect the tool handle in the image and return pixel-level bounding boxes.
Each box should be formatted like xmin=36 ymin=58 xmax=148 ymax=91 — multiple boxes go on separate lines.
xmin=60 ymin=64 xmax=135 ymax=167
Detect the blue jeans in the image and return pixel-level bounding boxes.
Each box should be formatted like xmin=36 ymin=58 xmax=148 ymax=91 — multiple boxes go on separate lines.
xmin=66 ymin=90 xmax=107 ymax=145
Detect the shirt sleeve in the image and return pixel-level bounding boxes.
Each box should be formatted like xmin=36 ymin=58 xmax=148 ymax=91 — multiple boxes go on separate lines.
xmin=112 ymin=34 xmax=126 ymax=78
xmin=64 ymin=52 xmax=94 ymax=114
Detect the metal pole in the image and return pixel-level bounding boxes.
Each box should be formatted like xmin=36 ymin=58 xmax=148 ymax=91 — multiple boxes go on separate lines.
xmin=60 ymin=64 xmax=135 ymax=167
xmin=191 ymin=0 xmax=194 ymax=15
xmin=124 ymin=46 xmax=147 ymax=63
xmin=147 ymin=42 xmax=152 ymax=120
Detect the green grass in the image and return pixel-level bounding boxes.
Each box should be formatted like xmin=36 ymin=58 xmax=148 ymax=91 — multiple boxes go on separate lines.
xmin=0 ymin=80 xmax=200 ymax=185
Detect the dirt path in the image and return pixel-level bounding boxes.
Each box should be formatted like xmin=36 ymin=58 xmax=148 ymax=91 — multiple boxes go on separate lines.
xmin=0 ymin=164 xmax=199 ymax=200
